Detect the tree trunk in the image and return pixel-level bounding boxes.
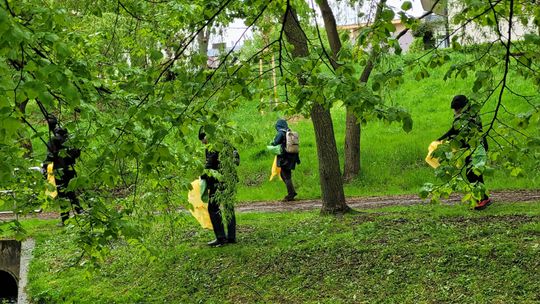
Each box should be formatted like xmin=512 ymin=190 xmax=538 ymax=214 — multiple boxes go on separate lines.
xmin=318 ymin=0 xmax=361 ymax=182
xmin=343 ymin=59 xmax=375 ymax=181
xmin=311 ymin=103 xmax=348 ymax=213
xmin=320 ymin=0 xmax=385 ymax=182
xmin=282 ymin=4 xmax=349 ymax=214
xmin=197 ymin=27 xmax=210 ymax=68
xmin=318 ymin=0 xmax=341 ymax=69
xmin=343 ymin=112 xmax=360 ymax=181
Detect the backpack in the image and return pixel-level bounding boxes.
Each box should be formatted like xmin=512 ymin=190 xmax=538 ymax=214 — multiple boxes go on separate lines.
xmin=285 ymin=130 xmax=299 ymax=153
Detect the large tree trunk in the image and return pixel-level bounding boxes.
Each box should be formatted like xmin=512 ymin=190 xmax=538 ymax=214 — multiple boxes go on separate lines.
xmin=318 ymin=0 xmax=361 ymax=182
xmin=282 ymin=4 xmax=349 ymax=214
xmin=311 ymin=103 xmax=347 ymax=213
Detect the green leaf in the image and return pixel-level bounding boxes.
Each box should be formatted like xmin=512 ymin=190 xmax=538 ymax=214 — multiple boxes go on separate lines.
xmin=62 ymin=83 xmax=80 ymax=105
xmin=372 ymin=81 xmax=381 ymax=91
xmin=472 ymin=80 xmax=482 ymax=92
xmin=401 ymin=1 xmax=413 ymax=11
xmin=150 ymin=49 xmax=163 ymax=62
xmin=420 ymin=183 xmax=433 ymax=199
xmin=510 ymin=167 xmax=524 ymax=177
xmin=402 ymin=115 xmax=413 ymax=133
xmin=22 ymin=80 xmax=47 ymax=100
xmin=381 ymin=9 xmax=395 ymax=22
xmin=472 ymin=145 xmax=487 ymax=169
xmin=54 ymin=42 xmax=71 ymax=59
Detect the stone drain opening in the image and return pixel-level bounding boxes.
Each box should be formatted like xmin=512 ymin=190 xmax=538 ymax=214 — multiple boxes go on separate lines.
xmin=0 ymin=269 xmax=18 ymax=301
xmin=0 ymin=240 xmax=21 ymax=303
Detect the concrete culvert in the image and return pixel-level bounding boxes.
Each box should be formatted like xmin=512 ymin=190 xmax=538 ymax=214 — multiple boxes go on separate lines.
xmin=0 ymin=240 xmax=21 ymax=303
xmin=0 ymin=269 xmax=18 ymax=302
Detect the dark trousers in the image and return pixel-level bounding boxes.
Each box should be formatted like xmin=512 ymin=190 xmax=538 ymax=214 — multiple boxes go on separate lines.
xmin=207 ymin=177 xmax=236 ymax=241
xmin=465 ymin=156 xmax=489 ymax=201
xmin=57 ymin=179 xmax=83 ymax=223
xmin=280 ymin=167 xmax=296 ymax=198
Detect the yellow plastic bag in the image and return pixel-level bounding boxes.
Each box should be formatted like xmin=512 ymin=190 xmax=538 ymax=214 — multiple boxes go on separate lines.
xmin=187 ymin=179 xmax=213 ymax=230
xmin=425 ymin=141 xmax=442 ymax=168
xmin=269 ymin=156 xmax=282 ymax=181
xmin=45 ymin=163 xmax=58 ymax=198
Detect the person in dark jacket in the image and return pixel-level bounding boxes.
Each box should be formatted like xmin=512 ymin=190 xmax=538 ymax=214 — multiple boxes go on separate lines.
xmin=43 ymin=116 xmax=83 ymax=226
xmin=199 ymin=128 xmax=238 ymax=247
xmin=438 ymin=95 xmax=492 ymax=210
xmin=272 ymin=119 xmax=300 ymax=201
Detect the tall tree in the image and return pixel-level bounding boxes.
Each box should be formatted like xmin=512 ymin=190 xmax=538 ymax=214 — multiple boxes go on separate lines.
xmin=318 ymin=0 xmax=361 ymax=182
xmin=282 ymin=1 xmax=349 ymax=214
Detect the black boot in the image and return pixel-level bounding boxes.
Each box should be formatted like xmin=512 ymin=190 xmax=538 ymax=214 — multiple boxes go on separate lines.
xmin=283 ymin=179 xmax=297 ymax=201
xmin=207 ymin=239 xmax=227 ymax=247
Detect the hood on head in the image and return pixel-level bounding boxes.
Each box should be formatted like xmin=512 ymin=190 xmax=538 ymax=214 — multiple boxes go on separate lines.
xmin=53 ymin=126 xmax=68 ymax=143
xmin=275 ymin=119 xmax=288 ymax=131
xmin=451 ymin=95 xmax=468 ymax=110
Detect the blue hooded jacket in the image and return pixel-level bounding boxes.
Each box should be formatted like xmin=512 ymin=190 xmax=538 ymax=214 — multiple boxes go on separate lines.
xmin=272 ymin=119 xmax=300 ymax=170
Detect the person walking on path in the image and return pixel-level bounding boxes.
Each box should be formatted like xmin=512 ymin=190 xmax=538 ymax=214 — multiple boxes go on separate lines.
xmin=271 ymin=119 xmax=300 ymax=202
xmin=199 ymin=128 xmax=238 ymax=247
xmin=438 ymin=95 xmax=492 ymax=210
xmin=43 ymin=116 xmax=84 ymax=226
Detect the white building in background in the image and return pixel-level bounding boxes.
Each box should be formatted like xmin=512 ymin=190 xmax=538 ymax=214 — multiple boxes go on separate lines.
xmin=211 ymin=1 xmax=424 ymax=54
xmin=337 ymin=19 xmax=415 ymax=52
xmin=205 ymin=19 xmax=253 ymax=68
xmin=421 ymin=0 xmax=537 ymax=47
xmin=209 ymin=0 xmax=537 ymax=57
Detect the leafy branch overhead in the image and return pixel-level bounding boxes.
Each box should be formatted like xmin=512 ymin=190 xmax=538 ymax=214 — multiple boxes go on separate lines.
xmin=0 ymin=0 xmax=538 ymax=256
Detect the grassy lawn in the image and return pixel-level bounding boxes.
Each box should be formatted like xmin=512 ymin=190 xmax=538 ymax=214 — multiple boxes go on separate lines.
xmin=7 ymin=201 xmax=539 ymax=303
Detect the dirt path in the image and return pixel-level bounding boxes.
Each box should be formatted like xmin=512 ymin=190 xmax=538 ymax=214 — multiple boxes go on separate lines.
xmin=236 ymin=189 xmax=540 ymax=213
xmin=2 ymin=189 xmax=540 ymax=220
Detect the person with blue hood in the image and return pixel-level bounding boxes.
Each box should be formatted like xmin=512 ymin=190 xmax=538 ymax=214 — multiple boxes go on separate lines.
xmin=271 ymin=119 xmax=300 ymax=201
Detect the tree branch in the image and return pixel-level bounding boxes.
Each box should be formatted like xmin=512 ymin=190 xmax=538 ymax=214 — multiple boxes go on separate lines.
xmin=485 ymin=0 xmax=514 ymax=136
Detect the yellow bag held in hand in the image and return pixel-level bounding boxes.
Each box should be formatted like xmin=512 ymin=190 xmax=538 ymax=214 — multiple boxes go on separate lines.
xmin=45 ymin=163 xmax=58 ymax=198
xmin=187 ymin=179 xmax=213 ymax=230
xmin=425 ymin=141 xmax=443 ymax=168
xmin=269 ymin=155 xmax=282 ymax=181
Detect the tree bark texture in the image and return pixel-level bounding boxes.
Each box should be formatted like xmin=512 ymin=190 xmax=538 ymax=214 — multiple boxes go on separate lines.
xmin=282 ymin=4 xmax=349 ymax=214
xmin=343 ymin=111 xmax=360 ymax=181
xmin=318 ymin=0 xmax=362 ymax=182
xmin=343 ymin=59 xmax=375 ymax=181
xmin=318 ymin=0 xmax=341 ymax=69
xmin=344 ymin=0 xmax=386 ymax=182
xmin=310 ymin=103 xmax=347 ymax=213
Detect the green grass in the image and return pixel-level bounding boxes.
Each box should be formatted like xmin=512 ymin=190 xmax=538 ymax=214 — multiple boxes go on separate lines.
xmin=11 ymin=201 xmax=540 ymax=303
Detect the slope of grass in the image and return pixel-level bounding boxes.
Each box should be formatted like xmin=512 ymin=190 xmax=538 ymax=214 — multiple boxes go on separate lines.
xmin=11 ymin=201 xmax=540 ymax=303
